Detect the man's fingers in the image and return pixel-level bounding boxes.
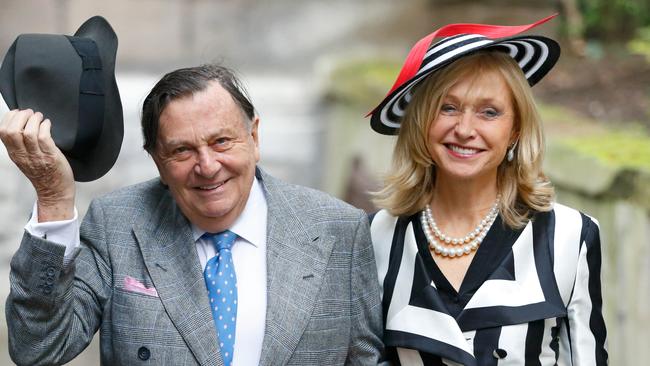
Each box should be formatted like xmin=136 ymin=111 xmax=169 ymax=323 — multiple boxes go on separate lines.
xmin=0 ymin=109 xmax=32 ymax=150
xmin=6 ymin=109 xmax=33 ymax=133
xmin=38 ymin=119 xmax=59 ymax=154
xmin=0 ymin=109 xmax=18 ymax=136
xmin=22 ymin=112 xmax=44 ymax=153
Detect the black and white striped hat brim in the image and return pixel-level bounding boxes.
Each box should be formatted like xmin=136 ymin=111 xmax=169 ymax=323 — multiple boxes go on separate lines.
xmin=370 ymin=34 xmax=560 ymax=135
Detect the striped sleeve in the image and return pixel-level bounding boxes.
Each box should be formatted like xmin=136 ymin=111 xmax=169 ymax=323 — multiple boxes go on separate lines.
xmin=567 ymin=214 xmax=608 ymax=365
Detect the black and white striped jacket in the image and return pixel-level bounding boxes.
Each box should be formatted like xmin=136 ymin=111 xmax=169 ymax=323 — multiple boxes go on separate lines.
xmin=371 ymin=203 xmax=608 ymax=365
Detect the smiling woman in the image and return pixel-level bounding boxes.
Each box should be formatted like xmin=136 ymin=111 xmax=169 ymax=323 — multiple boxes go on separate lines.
xmin=427 ymin=59 xmax=515 ymax=190
xmin=368 ymin=16 xmax=608 ymax=366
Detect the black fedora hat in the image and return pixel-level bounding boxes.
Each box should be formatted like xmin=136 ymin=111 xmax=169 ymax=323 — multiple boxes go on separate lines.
xmin=368 ymin=14 xmax=561 ymax=135
xmin=0 ymin=16 xmax=123 ymax=182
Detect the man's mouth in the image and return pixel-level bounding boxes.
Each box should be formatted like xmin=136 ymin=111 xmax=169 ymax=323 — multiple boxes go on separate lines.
xmin=197 ymin=180 xmax=228 ymax=191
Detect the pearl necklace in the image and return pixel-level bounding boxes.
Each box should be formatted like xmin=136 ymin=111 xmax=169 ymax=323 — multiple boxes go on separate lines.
xmin=420 ymin=196 xmax=500 ymax=258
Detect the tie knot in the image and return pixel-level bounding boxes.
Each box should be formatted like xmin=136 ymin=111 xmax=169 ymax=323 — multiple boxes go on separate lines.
xmin=204 ymin=230 xmax=237 ymax=252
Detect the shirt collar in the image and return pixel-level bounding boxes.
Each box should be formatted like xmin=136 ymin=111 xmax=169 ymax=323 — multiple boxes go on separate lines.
xmin=191 ymin=176 xmax=268 ymax=247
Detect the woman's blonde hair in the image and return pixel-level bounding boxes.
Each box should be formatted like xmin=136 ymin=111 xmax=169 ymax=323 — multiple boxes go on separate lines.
xmin=373 ymin=50 xmax=554 ymax=229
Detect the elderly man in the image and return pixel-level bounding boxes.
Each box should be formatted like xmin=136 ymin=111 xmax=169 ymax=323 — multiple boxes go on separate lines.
xmin=1 ymin=64 xmax=383 ymax=365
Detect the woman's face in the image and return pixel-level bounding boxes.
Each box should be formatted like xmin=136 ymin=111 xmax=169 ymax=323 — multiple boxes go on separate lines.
xmin=427 ymin=70 xmax=515 ymax=184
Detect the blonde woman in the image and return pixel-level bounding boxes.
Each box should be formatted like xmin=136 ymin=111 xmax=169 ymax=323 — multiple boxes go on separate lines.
xmin=369 ymin=16 xmax=608 ymax=365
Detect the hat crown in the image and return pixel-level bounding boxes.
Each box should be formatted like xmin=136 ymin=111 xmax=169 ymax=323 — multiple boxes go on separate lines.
xmin=14 ymin=34 xmax=82 ymax=150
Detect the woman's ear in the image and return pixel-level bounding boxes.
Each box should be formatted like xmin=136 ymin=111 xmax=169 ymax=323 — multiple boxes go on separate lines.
xmin=509 ymin=128 xmax=520 ymax=146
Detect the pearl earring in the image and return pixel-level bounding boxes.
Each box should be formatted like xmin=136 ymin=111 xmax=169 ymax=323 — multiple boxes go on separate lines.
xmin=507 ymin=141 xmax=518 ymax=162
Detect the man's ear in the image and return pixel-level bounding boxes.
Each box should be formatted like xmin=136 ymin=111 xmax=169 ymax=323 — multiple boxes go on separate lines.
xmin=250 ymin=116 xmax=260 ymax=162
xmin=151 ymin=151 xmax=168 ymax=186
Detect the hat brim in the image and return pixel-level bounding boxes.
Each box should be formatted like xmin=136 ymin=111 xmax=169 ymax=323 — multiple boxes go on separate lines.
xmin=370 ymin=34 xmax=560 ymax=135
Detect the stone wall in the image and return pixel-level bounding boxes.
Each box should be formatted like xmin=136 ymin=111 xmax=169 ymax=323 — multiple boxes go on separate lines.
xmin=545 ymin=141 xmax=650 ymax=366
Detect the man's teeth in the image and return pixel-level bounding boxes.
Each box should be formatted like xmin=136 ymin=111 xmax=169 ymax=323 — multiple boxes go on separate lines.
xmin=199 ymin=182 xmax=223 ymax=190
xmin=449 ymin=145 xmax=479 ymax=155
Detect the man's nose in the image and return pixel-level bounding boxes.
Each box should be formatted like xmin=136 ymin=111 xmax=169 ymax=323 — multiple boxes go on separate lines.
xmin=194 ymin=148 xmax=220 ymax=177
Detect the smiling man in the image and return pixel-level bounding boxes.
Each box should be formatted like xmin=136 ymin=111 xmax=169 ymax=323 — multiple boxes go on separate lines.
xmin=2 ymin=64 xmax=384 ymax=366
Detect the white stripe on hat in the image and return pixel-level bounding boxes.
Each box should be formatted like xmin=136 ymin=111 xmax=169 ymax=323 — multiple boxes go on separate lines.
xmin=425 ymin=34 xmax=484 ymax=59
xmin=499 ymin=43 xmax=519 ymax=58
xmin=514 ymin=40 xmax=535 ymax=68
xmin=522 ymin=39 xmax=549 ymax=78
xmin=418 ymin=38 xmax=493 ymax=76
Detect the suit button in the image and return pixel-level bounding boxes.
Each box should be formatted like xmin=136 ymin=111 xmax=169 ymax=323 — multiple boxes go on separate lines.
xmin=493 ymin=348 xmax=507 ymax=359
xmin=46 ymin=267 xmax=56 ymax=276
xmin=137 ymin=346 xmax=150 ymax=361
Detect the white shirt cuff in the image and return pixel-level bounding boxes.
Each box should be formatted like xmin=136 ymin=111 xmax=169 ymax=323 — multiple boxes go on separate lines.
xmin=25 ymin=201 xmax=80 ymax=257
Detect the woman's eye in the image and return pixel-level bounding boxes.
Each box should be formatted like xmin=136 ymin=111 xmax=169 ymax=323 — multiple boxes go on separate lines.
xmin=440 ymin=104 xmax=458 ymax=114
xmin=481 ymin=107 xmax=500 ymax=119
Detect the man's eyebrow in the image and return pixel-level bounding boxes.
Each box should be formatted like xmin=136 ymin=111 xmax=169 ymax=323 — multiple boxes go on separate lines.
xmin=161 ymin=130 xmax=235 ymax=147
xmin=160 ymin=138 xmax=190 ymax=147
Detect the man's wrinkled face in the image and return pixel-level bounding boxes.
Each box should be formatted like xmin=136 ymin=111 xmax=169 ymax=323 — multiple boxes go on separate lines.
xmin=153 ymin=81 xmax=259 ymax=232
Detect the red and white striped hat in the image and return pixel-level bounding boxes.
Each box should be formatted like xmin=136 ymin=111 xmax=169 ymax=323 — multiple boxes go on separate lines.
xmin=368 ymin=14 xmax=561 ymax=135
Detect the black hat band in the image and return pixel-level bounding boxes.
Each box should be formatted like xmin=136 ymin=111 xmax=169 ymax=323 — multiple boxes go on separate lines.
xmin=64 ymin=36 xmax=104 ymax=159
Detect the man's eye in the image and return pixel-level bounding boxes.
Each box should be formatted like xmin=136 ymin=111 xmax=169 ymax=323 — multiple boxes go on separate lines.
xmin=212 ymin=138 xmax=232 ymax=149
xmin=173 ymin=146 xmax=190 ymax=155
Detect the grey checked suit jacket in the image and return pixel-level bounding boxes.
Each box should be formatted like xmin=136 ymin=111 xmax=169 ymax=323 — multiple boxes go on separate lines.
xmin=6 ymin=169 xmax=384 ymax=366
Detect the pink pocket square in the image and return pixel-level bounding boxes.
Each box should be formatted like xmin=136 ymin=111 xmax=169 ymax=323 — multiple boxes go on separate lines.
xmin=123 ymin=276 xmax=159 ymax=297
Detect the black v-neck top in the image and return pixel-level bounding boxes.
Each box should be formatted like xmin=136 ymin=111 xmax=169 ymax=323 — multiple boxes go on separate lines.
xmin=410 ymin=214 xmax=525 ymax=318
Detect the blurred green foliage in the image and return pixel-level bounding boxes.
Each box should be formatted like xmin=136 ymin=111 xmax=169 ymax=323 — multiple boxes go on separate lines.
xmin=628 ymin=26 xmax=650 ymax=61
xmin=563 ymin=132 xmax=650 ymax=172
xmin=323 ymin=59 xmax=400 ymax=109
xmin=580 ymin=0 xmax=650 ymax=40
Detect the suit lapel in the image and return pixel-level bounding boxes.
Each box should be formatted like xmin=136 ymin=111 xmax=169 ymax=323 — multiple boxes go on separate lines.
xmin=133 ymin=189 xmax=223 ymax=366
xmin=257 ymin=170 xmax=335 ymax=366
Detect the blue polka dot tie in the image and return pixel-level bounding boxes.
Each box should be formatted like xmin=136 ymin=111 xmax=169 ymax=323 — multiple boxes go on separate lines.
xmin=203 ymin=231 xmax=237 ymax=366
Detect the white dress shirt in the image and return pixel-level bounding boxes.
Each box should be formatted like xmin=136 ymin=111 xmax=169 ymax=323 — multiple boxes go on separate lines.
xmin=25 ymin=177 xmax=268 ymax=365
xmin=192 ymin=177 xmax=267 ymax=366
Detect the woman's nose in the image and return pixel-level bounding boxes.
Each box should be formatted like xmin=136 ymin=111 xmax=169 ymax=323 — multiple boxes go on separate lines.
xmin=454 ymin=111 xmax=476 ymax=139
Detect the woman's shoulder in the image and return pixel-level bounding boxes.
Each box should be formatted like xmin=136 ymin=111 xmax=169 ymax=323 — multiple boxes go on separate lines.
xmin=548 ymin=202 xmax=600 ymax=229
xmin=369 ymin=209 xmax=417 ymax=235
xmin=369 ymin=209 xmax=410 ymax=286
xmin=369 ymin=209 xmax=400 ymax=241
xmin=538 ymin=202 xmax=601 ymax=251
xmin=369 ymin=209 xmax=397 ymax=226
